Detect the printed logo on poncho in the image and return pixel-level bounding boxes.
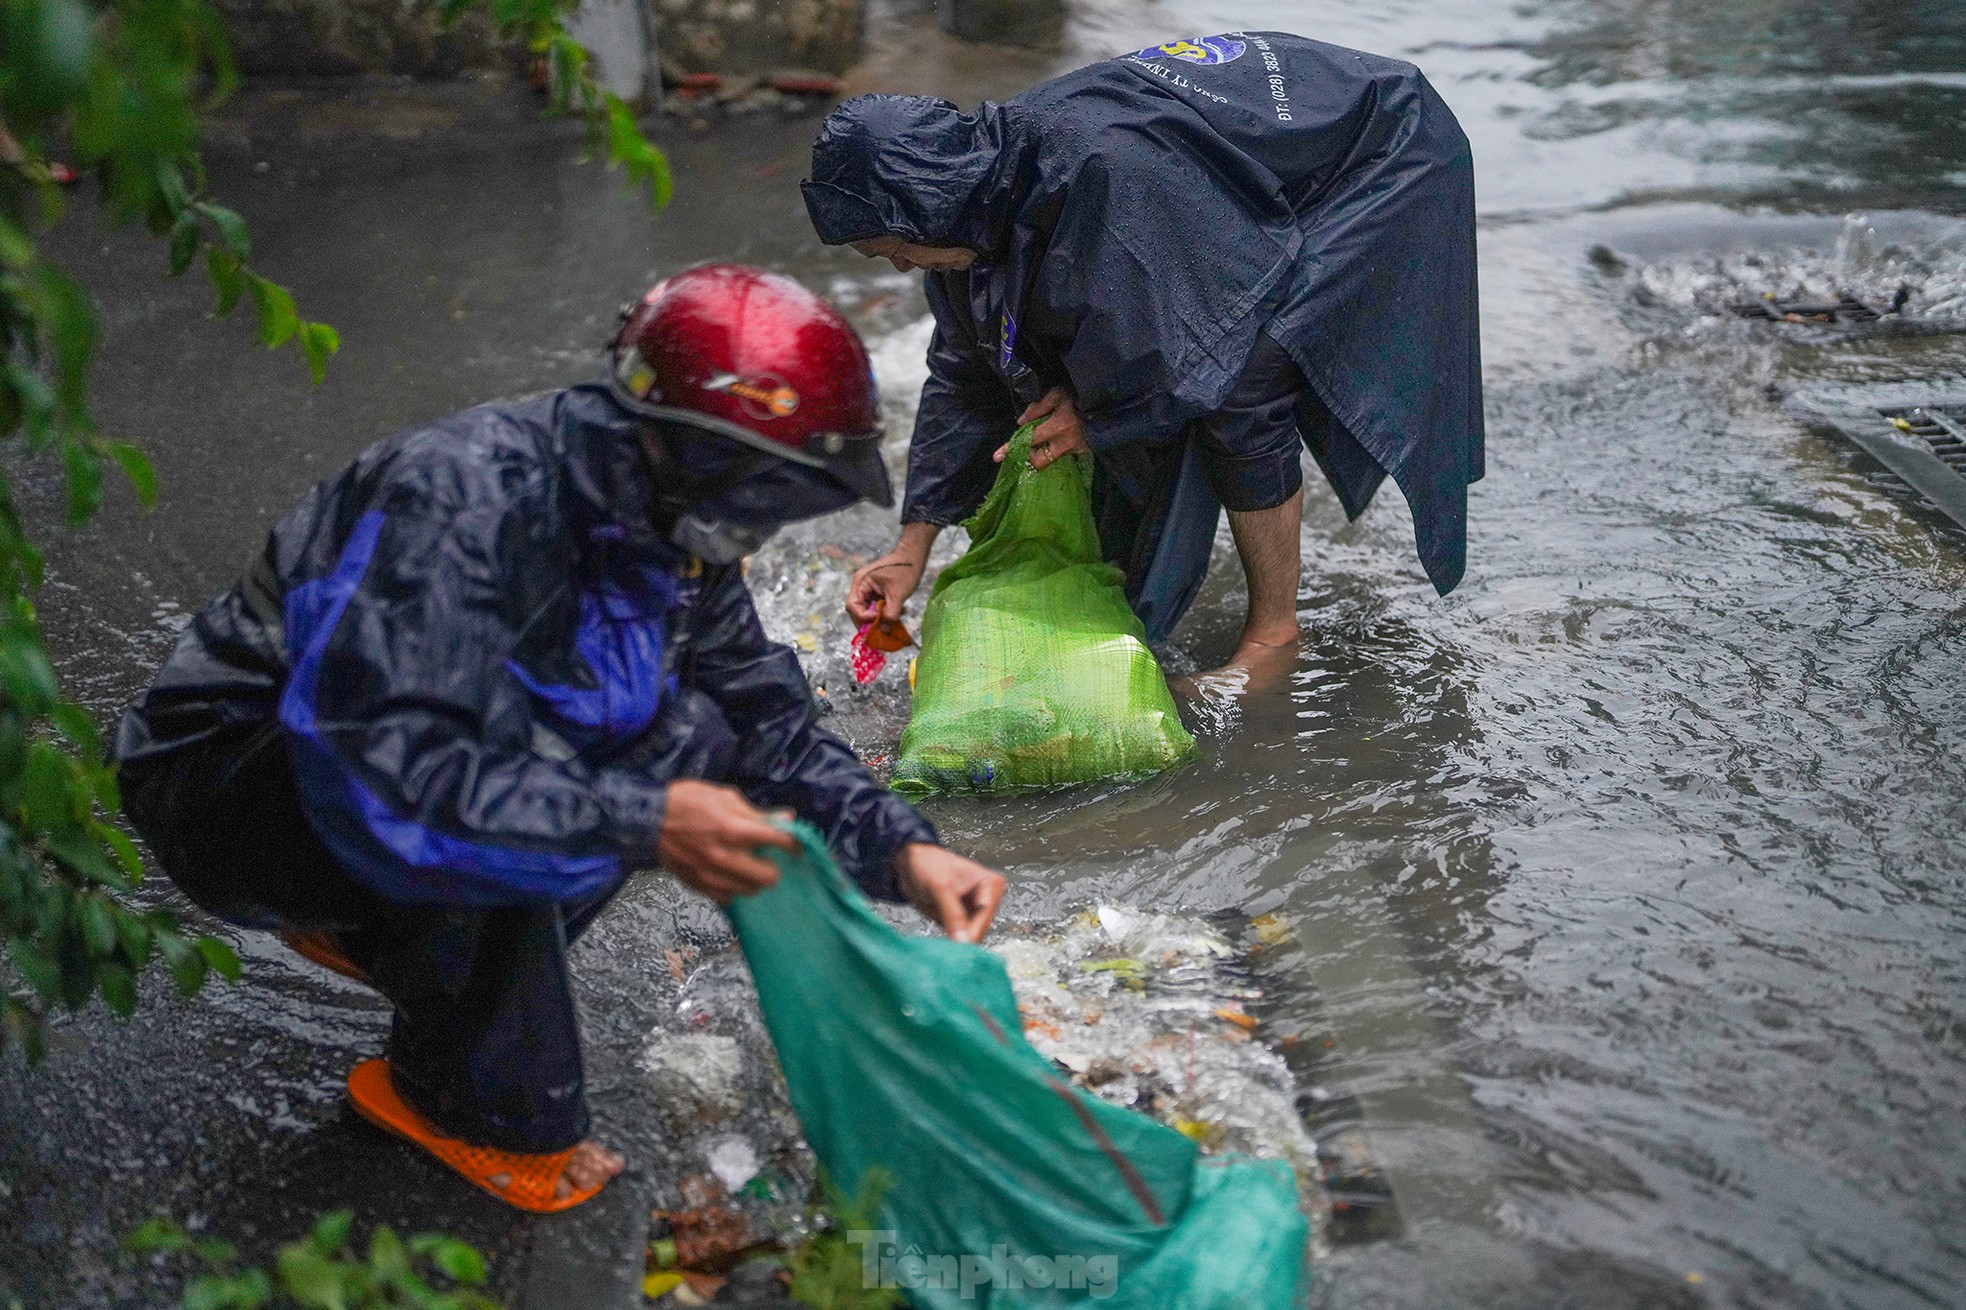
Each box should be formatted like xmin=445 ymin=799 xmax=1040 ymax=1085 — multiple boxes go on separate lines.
xmin=1133 ymin=36 xmax=1245 ymax=66
xmin=998 ymin=312 xmax=1017 ymax=370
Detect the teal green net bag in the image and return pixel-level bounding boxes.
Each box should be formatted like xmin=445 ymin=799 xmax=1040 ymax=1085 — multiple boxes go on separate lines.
xmin=728 ymin=823 xmax=1309 ymax=1310
xmin=893 ymin=423 xmax=1195 ymax=796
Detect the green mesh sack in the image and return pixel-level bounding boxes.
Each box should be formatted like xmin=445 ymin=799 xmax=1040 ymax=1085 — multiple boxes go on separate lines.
xmin=893 ymin=423 xmax=1195 ymax=796
xmin=730 ymin=822 xmax=1309 ymax=1310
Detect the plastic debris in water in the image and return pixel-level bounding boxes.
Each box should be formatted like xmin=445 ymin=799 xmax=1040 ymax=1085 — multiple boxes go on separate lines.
xmin=1249 ymin=913 xmax=1293 ymax=948
xmin=653 ymin=1173 xmax=765 ymax=1273
xmin=706 ymin=1136 xmax=761 ymax=1191
xmin=848 ymin=617 xmax=914 ymax=684
xmin=641 ymin=1271 xmax=684 ymax=1299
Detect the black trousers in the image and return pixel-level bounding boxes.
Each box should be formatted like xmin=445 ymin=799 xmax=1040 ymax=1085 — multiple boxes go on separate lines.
xmin=121 ymin=722 xmax=612 ymax=1153
xmin=1192 ymin=330 xmax=1309 ymax=513
xmin=1093 ymin=330 xmax=1315 ymax=639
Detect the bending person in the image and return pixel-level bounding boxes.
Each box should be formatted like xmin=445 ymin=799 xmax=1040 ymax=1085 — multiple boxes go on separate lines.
xmin=804 ymin=32 xmax=1484 ymax=685
xmin=114 ymin=265 xmax=1006 ymax=1212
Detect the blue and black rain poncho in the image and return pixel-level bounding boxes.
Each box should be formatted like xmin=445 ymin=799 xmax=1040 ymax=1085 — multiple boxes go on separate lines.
xmin=114 ymin=383 xmax=936 ymax=912
xmin=805 ymin=32 xmax=1484 ymax=633
xmin=113 ymin=383 xmax=939 ymax=1152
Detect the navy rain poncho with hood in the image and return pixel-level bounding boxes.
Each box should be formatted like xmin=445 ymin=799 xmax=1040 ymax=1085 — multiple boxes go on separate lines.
xmin=111 ymin=384 xmax=938 ymax=1151
xmin=804 ymin=31 xmax=1483 ymax=637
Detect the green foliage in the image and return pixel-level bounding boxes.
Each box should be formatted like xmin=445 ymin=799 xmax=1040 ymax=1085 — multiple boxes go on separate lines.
xmin=128 ymin=1212 xmax=501 ymax=1310
xmin=442 ymin=0 xmax=673 ymax=208
xmin=0 ymin=0 xmax=669 ymax=1060
xmin=786 ymin=1170 xmax=901 ymax=1310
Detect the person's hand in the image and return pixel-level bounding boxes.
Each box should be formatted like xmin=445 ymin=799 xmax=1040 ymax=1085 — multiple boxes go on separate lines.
xmin=845 ymin=522 xmax=941 ymax=626
xmin=846 ymin=551 xmax=927 ymax=626
xmin=656 ymin=781 xmax=795 ymax=904
xmin=896 ymin=843 xmax=1007 ymax=944
xmin=994 ymin=386 xmax=1088 ymax=471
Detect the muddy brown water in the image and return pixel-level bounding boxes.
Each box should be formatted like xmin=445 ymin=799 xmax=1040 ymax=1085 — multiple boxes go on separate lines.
xmin=4 ymin=1 xmax=1965 ymax=1307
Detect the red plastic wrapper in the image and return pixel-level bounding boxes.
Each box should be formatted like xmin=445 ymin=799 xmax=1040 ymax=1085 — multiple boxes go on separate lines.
xmin=849 ymin=618 xmax=914 ymax=684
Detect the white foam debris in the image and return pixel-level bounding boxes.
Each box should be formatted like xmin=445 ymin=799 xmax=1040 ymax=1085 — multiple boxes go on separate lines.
xmin=706 ymin=1135 xmax=761 ymax=1191
xmin=1614 ymin=215 xmax=1966 ymax=324
xmin=636 ymin=1031 xmax=748 ymax=1123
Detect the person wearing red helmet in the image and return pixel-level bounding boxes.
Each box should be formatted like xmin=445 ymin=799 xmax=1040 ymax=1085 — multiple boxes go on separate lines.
xmin=112 ymin=264 xmax=1005 ymax=1212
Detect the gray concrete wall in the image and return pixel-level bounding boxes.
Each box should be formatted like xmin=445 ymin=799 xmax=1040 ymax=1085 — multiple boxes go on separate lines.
xmin=216 ymin=0 xmax=868 ymax=80
xmin=213 ymin=0 xmax=514 ymax=76
xmin=649 ymin=0 xmax=864 ymax=77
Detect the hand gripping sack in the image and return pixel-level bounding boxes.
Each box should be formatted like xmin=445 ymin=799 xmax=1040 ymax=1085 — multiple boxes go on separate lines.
xmin=729 ymin=823 xmax=1310 ymax=1310
xmin=893 ymin=424 xmax=1195 ymax=795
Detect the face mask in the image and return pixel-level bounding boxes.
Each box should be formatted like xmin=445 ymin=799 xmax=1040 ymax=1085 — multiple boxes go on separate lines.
xmin=670 ymin=513 xmax=779 ymax=567
xmin=643 ymin=424 xmax=859 ymax=565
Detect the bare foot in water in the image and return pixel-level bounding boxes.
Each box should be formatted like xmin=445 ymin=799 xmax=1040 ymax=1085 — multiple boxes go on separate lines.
xmin=488 ymin=1140 xmax=625 ymax=1200
xmin=1175 ymin=630 xmax=1300 ymax=701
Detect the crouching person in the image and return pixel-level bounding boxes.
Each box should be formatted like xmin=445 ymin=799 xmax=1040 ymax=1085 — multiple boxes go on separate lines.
xmin=112 ymin=265 xmax=1006 ymax=1212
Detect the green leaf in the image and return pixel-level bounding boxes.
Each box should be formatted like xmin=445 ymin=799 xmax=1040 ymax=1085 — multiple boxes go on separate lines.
xmin=246 ymin=275 xmax=299 ymax=349
xmin=158 ymin=930 xmax=209 ymax=996
xmin=424 ymin=1239 xmax=486 ymax=1285
xmin=30 ymin=263 xmax=95 ymax=411
xmin=11 ymin=936 xmax=62 ymax=999
xmin=182 ymin=1273 xmax=235 ymax=1310
xmin=19 ymin=742 xmax=79 ymax=830
xmin=193 ymin=1237 xmax=238 ymax=1267
xmin=0 ymin=637 xmax=62 ymax=715
xmin=113 ymin=903 xmax=153 ymax=966
xmin=603 ymin=96 xmax=672 ymax=210
xmin=207 ymin=248 xmax=245 ymax=317
xmin=168 ymin=212 xmax=199 ymax=277
xmin=95 ymin=822 xmax=143 ymax=881
xmin=276 ymin=1244 xmax=348 ymax=1310
xmin=309 ymin=1209 xmax=354 ymax=1255
xmin=62 ymin=438 xmax=104 ymax=525
xmin=124 ymin=1215 xmax=191 ymax=1255
xmin=46 ymin=827 xmax=131 ymax=890
xmin=195 ymin=935 xmax=241 ymax=982
xmin=30 ymin=262 xmax=96 ymax=412
xmin=3 ymin=995 xmax=47 ymax=1064
xmin=77 ymin=891 xmax=116 ymax=955
xmin=14 ymin=0 xmax=93 ymax=116
xmin=0 ymin=218 xmax=33 ymax=269
xmin=299 ymin=322 xmax=338 ymax=386
xmin=8 ymin=365 xmax=56 ymax=443
xmin=96 ymin=959 xmax=136 ymax=1015
xmin=49 ymin=702 xmax=101 ymax=754
xmin=198 ymin=204 xmax=252 ymax=262
xmin=106 ymin=441 xmax=157 ymax=509
xmin=233 ymin=1267 xmax=273 ymax=1308
xmin=155 ymin=162 xmax=193 ymax=215
xmin=368 ymin=1225 xmax=410 ymax=1283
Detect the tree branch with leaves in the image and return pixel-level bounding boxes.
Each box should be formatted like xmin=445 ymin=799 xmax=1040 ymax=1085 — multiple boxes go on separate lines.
xmin=0 ymin=0 xmax=669 ymax=1060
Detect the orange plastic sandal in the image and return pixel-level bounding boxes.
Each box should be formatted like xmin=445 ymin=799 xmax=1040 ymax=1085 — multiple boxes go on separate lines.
xmin=346 ymin=1058 xmax=607 ymax=1214
xmin=281 ymin=931 xmax=373 ymax=987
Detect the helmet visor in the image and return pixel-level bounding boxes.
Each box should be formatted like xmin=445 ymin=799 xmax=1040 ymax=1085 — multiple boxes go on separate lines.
xmin=824 ymin=435 xmax=895 ymax=509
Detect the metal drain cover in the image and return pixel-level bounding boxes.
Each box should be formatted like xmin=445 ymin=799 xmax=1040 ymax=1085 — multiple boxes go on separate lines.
xmin=1787 ymin=381 xmax=1966 ymax=529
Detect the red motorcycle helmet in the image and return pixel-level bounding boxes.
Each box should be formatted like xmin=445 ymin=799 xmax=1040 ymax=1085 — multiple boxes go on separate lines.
xmin=608 ymin=264 xmax=892 ymax=507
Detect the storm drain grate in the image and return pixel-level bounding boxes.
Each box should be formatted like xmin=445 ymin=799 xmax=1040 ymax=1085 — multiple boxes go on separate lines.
xmin=1881 ymin=404 xmax=1966 ymax=475
xmin=1787 ymin=383 xmax=1966 ymax=531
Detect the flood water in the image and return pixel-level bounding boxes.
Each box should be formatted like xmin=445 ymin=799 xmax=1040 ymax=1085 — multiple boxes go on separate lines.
xmin=7 ymin=0 xmax=1966 ymax=1307
xmin=820 ymin=4 xmax=1966 ymax=1306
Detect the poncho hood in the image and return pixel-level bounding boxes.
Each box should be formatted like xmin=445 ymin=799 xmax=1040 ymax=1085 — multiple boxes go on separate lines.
xmin=802 ymin=95 xmax=1027 ymax=255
